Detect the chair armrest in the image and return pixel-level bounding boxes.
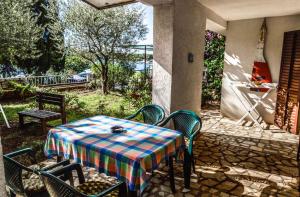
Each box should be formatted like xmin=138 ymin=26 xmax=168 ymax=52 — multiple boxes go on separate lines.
xmin=158 ymin=116 xmax=171 ymax=127
xmin=125 ymin=112 xmax=139 ymax=120
xmin=5 ymin=148 xmax=37 ymax=165
xmin=153 ymin=119 xmax=164 ymax=126
xmin=41 ymin=159 xmax=70 ymax=171
xmin=96 ymin=182 xmax=126 ymax=197
xmin=187 ymin=129 xmax=201 ymax=154
xmin=49 ymin=163 xmax=85 ymax=184
xmin=5 ymin=148 xmax=35 ymax=158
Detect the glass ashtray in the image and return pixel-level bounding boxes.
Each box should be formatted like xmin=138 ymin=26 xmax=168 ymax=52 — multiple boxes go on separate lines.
xmin=111 ymin=126 xmax=126 ymax=133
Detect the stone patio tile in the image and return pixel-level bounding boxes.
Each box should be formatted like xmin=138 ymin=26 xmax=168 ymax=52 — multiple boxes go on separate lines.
xmin=13 ymin=109 xmax=298 ymax=197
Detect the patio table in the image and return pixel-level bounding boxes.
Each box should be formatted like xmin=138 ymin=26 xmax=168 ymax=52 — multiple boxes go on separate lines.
xmin=44 ymin=115 xmax=185 ymax=193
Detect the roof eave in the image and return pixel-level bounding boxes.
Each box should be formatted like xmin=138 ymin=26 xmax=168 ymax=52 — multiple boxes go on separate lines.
xmin=80 ymin=0 xmax=137 ymax=10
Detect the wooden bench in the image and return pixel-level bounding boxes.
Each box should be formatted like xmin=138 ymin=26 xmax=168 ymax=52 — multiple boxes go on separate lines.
xmin=18 ymin=92 xmax=66 ymax=133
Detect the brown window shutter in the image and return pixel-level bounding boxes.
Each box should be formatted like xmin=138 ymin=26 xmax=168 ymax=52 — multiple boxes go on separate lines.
xmin=275 ymin=32 xmax=295 ymax=129
xmin=275 ymin=30 xmax=300 ymax=134
xmin=291 ymin=31 xmax=300 ymax=133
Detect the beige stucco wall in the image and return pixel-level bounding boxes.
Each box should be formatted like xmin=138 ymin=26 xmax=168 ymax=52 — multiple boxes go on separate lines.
xmin=152 ymin=0 xmax=206 ymax=114
xmin=171 ymin=0 xmax=206 ymax=113
xmin=152 ymin=4 xmax=174 ymax=114
xmin=221 ymin=15 xmax=300 ymax=124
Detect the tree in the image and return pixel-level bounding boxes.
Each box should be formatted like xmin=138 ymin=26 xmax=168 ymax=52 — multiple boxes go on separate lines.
xmin=65 ymin=55 xmax=90 ymax=74
xmin=65 ymin=1 xmax=147 ymax=94
xmin=18 ymin=0 xmax=65 ymax=74
xmin=0 ymin=0 xmax=42 ymax=73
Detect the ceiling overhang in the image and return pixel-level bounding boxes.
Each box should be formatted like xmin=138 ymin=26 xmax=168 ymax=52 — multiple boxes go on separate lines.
xmin=80 ymin=0 xmax=300 ymax=21
xmin=198 ymin=0 xmax=300 ymax=21
xmin=81 ymin=0 xmax=137 ymax=9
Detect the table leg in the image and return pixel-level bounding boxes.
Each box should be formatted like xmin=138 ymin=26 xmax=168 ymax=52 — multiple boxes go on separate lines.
xmin=168 ymin=155 xmax=175 ymax=193
xmin=128 ymin=190 xmax=138 ymax=197
xmin=57 ymin=155 xmax=62 ymax=163
xmin=183 ymin=149 xmax=191 ymax=190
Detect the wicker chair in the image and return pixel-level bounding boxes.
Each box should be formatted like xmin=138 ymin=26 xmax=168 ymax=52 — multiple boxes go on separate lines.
xmin=159 ymin=110 xmax=202 ymax=172
xmin=126 ymin=104 xmax=165 ymax=125
xmin=3 ymin=148 xmax=70 ymax=197
xmin=39 ymin=163 xmax=127 ymax=197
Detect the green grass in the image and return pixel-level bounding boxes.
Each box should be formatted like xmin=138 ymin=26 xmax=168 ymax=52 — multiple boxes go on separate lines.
xmin=0 ymin=103 xmax=32 ymax=123
xmin=0 ymin=91 xmax=137 ymax=126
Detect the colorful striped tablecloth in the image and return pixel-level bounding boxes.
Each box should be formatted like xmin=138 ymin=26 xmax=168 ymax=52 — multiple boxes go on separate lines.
xmin=44 ymin=115 xmax=184 ymax=191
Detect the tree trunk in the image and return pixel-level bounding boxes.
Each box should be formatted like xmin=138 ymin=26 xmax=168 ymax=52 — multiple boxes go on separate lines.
xmin=101 ymin=64 xmax=109 ymax=95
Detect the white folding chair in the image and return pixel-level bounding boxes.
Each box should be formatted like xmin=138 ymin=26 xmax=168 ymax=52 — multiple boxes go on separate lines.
xmin=230 ymin=82 xmax=276 ymax=130
xmin=0 ymin=104 xmax=10 ymax=128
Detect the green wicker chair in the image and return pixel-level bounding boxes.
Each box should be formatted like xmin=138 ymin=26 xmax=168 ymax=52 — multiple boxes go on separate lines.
xmin=159 ymin=110 xmax=202 ymax=173
xmin=3 ymin=148 xmax=70 ymax=197
xmin=126 ymin=104 xmax=165 ymax=126
xmin=39 ymin=163 xmax=127 ymax=197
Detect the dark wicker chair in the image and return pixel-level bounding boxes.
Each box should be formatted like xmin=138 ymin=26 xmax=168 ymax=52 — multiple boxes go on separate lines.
xmin=39 ymin=163 xmax=127 ymax=197
xmin=3 ymin=148 xmax=70 ymax=197
xmin=159 ymin=110 xmax=202 ymax=172
xmin=126 ymin=104 xmax=165 ymax=126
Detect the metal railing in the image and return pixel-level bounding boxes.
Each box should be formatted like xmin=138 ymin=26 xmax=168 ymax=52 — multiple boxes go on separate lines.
xmin=0 ymin=75 xmax=91 ymax=87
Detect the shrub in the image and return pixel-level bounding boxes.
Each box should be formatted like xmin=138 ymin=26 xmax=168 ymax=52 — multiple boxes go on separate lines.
xmin=8 ymin=81 xmax=36 ymax=98
xmin=37 ymin=88 xmax=86 ymax=112
xmin=125 ymin=73 xmax=152 ymax=109
xmin=0 ymin=87 xmax=3 ymax=98
xmin=87 ymin=79 xmax=102 ymax=90
xmin=64 ymin=92 xmax=86 ymax=111
xmin=108 ymin=62 xmax=135 ymax=92
xmin=202 ymin=30 xmax=225 ymax=105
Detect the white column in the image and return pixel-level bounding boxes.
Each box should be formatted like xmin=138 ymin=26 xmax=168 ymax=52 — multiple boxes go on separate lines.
xmin=152 ymin=0 xmax=206 ymax=114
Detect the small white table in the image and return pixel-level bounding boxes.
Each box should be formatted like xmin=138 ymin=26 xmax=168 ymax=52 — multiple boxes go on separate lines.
xmin=0 ymin=104 xmax=10 ymax=128
xmin=230 ymin=82 xmax=277 ymax=130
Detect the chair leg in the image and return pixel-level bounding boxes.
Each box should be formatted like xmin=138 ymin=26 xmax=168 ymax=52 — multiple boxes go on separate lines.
xmin=119 ymin=182 xmax=128 ymax=197
xmin=168 ymin=155 xmax=176 ymax=193
xmin=57 ymin=156 xmax=62 ymax=163
xmin=7 ymin=189 xmax=16 ymax=197
xmin=297 ymin=143 xmax=300 ymax=161
xmin=41 ymin=120 xmax=47 ymax=133
xmin=19 ymin=115 xmax=24 ymax=129
xmin=183 ymin=150 xmax=191 ymax=190
xmin=127 ymin=190 xmax=137 ymax=197
xmin=191 ymin=153 xmax=196 ymax=173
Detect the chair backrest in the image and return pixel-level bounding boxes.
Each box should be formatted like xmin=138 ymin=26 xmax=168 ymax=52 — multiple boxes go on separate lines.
xmin=3 ymin=156 xmax=26 ymax=195
xmin=40 ymin=171 xmax=81 ymax=197
xmin=168 ymin=110 xmax=202 ymax=139
xmin=141 ymin=104 xmax=165 ymax=125
xmin=37 ymin=92 xmax=65 ymax=114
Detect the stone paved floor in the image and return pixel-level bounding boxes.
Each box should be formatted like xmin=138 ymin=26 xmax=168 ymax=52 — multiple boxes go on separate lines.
xmin=54 ymin=109 xmax=300 ymax=196
xmin=141 ymin=109 xmax=299 ymax=197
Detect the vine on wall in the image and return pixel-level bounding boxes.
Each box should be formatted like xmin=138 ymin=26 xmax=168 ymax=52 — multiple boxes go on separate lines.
xmin=202 ymin=30 xmax=225 ymax=105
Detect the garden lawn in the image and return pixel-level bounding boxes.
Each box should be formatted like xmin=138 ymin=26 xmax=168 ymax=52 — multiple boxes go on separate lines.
xmin=0 ymin=91 xmax=137 ymax=126
xmin=0 ymin=90 xmax=138 ymax=160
